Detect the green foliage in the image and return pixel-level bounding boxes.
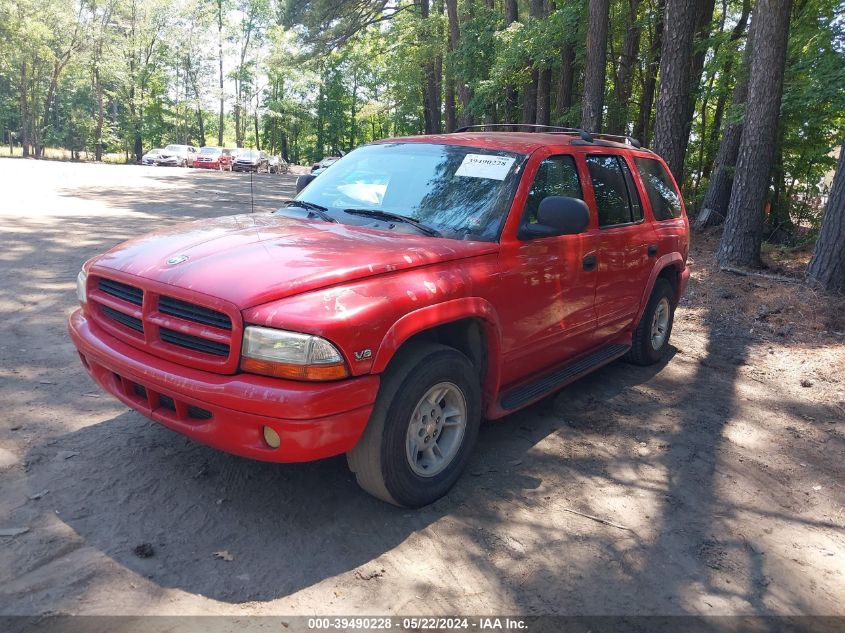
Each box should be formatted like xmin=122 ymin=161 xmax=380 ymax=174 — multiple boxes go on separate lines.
xmin=0 ymin=0 xmax=841 ymax=241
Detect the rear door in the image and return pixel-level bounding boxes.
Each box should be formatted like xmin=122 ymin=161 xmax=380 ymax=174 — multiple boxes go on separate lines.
xmin=583 ymin=153 xmax=658 ymax=340
xmin=497 ymin=152 xmax=601 ymax=386
xmin=631 ymin=156 xmax=689 ymax=261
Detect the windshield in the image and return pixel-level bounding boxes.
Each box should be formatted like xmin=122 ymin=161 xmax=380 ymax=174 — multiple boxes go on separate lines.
xmin=200 ymin=147 xmax=221 ymax=155
xmin=164 ymin=145 xmax=184 ymax=152
xmin=295 ymin=143 xmax=524 ymax=241
xmin=240 ymin=150 xmax=259 ymax=159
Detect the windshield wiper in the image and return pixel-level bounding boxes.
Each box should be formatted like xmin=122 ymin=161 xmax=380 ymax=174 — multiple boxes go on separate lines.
xmin=342 ymin=208 xmax=441 ymax=237
xmin=279 ymin=199 xmax=337 ymax=223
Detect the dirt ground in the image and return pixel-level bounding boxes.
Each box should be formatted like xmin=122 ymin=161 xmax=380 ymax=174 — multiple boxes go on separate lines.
xmin=0 ymin=158 xmax=843 ymax=618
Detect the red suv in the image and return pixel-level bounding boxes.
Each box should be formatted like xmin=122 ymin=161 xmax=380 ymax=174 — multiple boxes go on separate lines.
xmin=193 ymin=146 xmax=234 ymax=171
xmin=69 ymin=127 xmax=689 ymax=507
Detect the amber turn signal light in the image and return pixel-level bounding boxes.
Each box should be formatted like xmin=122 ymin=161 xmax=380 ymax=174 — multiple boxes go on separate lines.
xmin=241 ymin=357 xmax=349 ymax=381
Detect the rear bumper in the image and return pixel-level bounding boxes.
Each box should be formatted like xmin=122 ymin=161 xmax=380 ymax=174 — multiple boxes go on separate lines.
xmin=68 ymin=309 xmax=378 ymax=462
xmin=195 ymin=161 xmax=220 ymax=169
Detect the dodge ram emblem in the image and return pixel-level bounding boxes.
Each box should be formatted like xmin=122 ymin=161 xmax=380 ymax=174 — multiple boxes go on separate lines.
xmin=166 ymin=255 xmax=189 ymax=265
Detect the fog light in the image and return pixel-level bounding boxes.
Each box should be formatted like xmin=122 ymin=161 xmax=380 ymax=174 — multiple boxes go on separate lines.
xmin=263 ymin=426 xmax=280 ymax=449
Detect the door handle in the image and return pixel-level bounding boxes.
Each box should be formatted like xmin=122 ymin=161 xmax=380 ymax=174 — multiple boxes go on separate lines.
xmin=583 ymin=254 xmax=597 ymax=271
xmin=647 ymin=244 xmax=658 ymax=257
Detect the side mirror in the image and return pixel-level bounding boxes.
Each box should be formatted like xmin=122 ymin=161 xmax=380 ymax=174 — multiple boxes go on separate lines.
xmin=518 ymin=196 xmax=590 ymax=240
xmin=296 ymin=174 xmax=317 ymax=194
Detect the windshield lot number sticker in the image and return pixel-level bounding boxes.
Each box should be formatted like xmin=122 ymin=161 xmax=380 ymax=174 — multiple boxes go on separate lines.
xmin=455 ymin=154 xmax=515 ymax=180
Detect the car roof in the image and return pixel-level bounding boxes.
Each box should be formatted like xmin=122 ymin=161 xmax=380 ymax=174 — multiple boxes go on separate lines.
xmin=378 ymin=131 xmax=650 ymax=155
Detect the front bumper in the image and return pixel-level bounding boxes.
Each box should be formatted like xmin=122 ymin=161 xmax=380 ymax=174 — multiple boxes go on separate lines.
xmin=232 ymin=163 xmax=259 ymax=172
xmin=68 ymin=309 xmax=378 ymax=462
xmin=157 ymin=157 xmax=180 ymax=166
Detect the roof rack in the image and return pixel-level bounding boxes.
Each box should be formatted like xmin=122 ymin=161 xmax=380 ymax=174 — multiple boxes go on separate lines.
xmin=590 ymin=133 xmax=642 ymax=149
xmin=452 ymin=124 xmax=646 ymax=149
xmin=453 ymin=123 xmax=595 ymax=142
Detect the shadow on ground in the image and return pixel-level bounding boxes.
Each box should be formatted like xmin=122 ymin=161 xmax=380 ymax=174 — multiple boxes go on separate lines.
xmin=2 ymin=163 xmax=842 ymax=614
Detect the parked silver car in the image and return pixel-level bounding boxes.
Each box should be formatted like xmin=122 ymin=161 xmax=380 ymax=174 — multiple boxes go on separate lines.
xmin=232 ymin=149 xmax=269 ymax=173
xmin=141 ymin=148 xmax=164 ymax=165
xmin=268 ymin=155 xmax=289 ymax=174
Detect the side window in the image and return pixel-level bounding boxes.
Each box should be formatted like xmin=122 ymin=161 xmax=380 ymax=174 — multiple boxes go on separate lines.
xmin=619 ymin=158 xmax=643 ymax=221
xmin=586 ymin=155 xmax=641 ymax=227
xmin=523 ymin=155 xmax=582 ymax=224
xmin=633 ymin=157 xmax=682 ymax=220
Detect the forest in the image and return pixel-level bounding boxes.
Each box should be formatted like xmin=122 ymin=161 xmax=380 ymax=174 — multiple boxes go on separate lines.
xmin=0 ymin=0 xmax=844 ymax=287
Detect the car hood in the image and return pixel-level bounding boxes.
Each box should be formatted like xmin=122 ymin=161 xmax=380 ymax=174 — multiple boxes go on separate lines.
xmin=91 ymin=214 xmax=497 ymax=308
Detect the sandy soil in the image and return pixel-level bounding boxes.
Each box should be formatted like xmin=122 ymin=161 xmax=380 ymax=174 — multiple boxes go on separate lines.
xmin=0 ymin=158 xmax=843 ymax=617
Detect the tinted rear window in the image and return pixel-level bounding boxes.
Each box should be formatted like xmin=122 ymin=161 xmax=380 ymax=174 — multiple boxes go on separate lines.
xmin=634 ymin=157 xmax=682 ymax=220
xmin=586 ymin=155 xmax=640 ymax=227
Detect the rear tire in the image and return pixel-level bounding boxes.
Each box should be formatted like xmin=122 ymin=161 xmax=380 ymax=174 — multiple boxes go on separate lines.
xmin=624 ymin=278 xmax=675 ymax=366
xmin=347 ymin=342 xmax=481 ymax=508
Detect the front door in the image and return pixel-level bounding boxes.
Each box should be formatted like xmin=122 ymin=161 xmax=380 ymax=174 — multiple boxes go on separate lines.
xmin=498 ymin=153 xmax=601 ymax=387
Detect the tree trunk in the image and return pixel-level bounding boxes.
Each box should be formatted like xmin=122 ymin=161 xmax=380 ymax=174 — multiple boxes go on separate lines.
xmin=634 ymin=0 xmax=664 ymax=145
xmin=504 ymin=0 xmax=518 ymax=124
xmin=607 ymin=0 xmax=641 ymax=135
xmin=94 ymin=59 xmax=104 ymax=161
xmin=522 ymin=70 xmax=538 ymax=128
xmin=420 ymin=0 xmax=441 ymax=133
xmin=218 ymin=0 xmax=225 ymax=146
xmin=197 ymin=106 xmax=206 ymax=147
xmin=717 ymin=0 xmax=792 ymax=268
xmin=38 ymin=62 xmax=63 ymax=157
xmin=652 ymin=0 xmax=700 ymax=181
xmin=19 ymin=62 xmax=29 ymax=157
xmin=807 ymin=139 xmax=845 ymax=292
xmin=581 ymin=0 xmax=610 ymax=132
xmin=673 ymin=0 xmax=717 ymax=173
xmin=696 ymin=23 xmax=754 ymax=229
xmin=536 ymin=68 xmax=551 ymax=126
xmin=533 ymin=1 xmax=551 ymax=127
xmin=444 ymin=0 xmax=459 ymax=131
xmin=554 ymin=44 xmax=576 ymax=125
xmin=708 ymin=0 xmax=751 ymax=153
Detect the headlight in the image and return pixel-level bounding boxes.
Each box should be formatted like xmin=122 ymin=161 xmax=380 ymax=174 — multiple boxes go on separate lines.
xmin=76 ymin=270 xmax=87 ymax=304
xmin=241 ymin=326 xmax=348 ymax=381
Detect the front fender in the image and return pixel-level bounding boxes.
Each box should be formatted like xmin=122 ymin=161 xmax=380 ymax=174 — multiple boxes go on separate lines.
xmin=371 ymin=297 xmax=503 ymax=400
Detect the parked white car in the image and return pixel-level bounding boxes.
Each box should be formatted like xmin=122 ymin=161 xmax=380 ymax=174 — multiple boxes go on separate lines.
xmin=157 ymin=144 xmax=198 ymax=167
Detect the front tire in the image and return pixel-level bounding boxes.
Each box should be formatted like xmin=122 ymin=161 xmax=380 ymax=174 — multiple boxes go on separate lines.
xmin=347 ymin=342 xmax=481 ymax=508
xmin=624 ymin=277 xmax=675 ymax=365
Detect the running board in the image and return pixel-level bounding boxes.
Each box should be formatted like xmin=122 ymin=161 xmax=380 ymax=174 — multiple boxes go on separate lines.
xmin=499 ymin=343 xmax=630 ymax=411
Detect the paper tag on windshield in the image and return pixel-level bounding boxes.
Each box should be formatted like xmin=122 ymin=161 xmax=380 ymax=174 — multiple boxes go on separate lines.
xmin=455 ymin=154 xmax=515 ymax=180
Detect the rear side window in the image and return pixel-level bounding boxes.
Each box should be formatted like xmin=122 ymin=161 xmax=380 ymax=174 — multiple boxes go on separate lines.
xmin=634 ymin=157 xmax=682 ymax=220
xmin=586 ymin=155 xmax=642 ymax=227
xmin=524 ymin=155 xmax=582 ymax=224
